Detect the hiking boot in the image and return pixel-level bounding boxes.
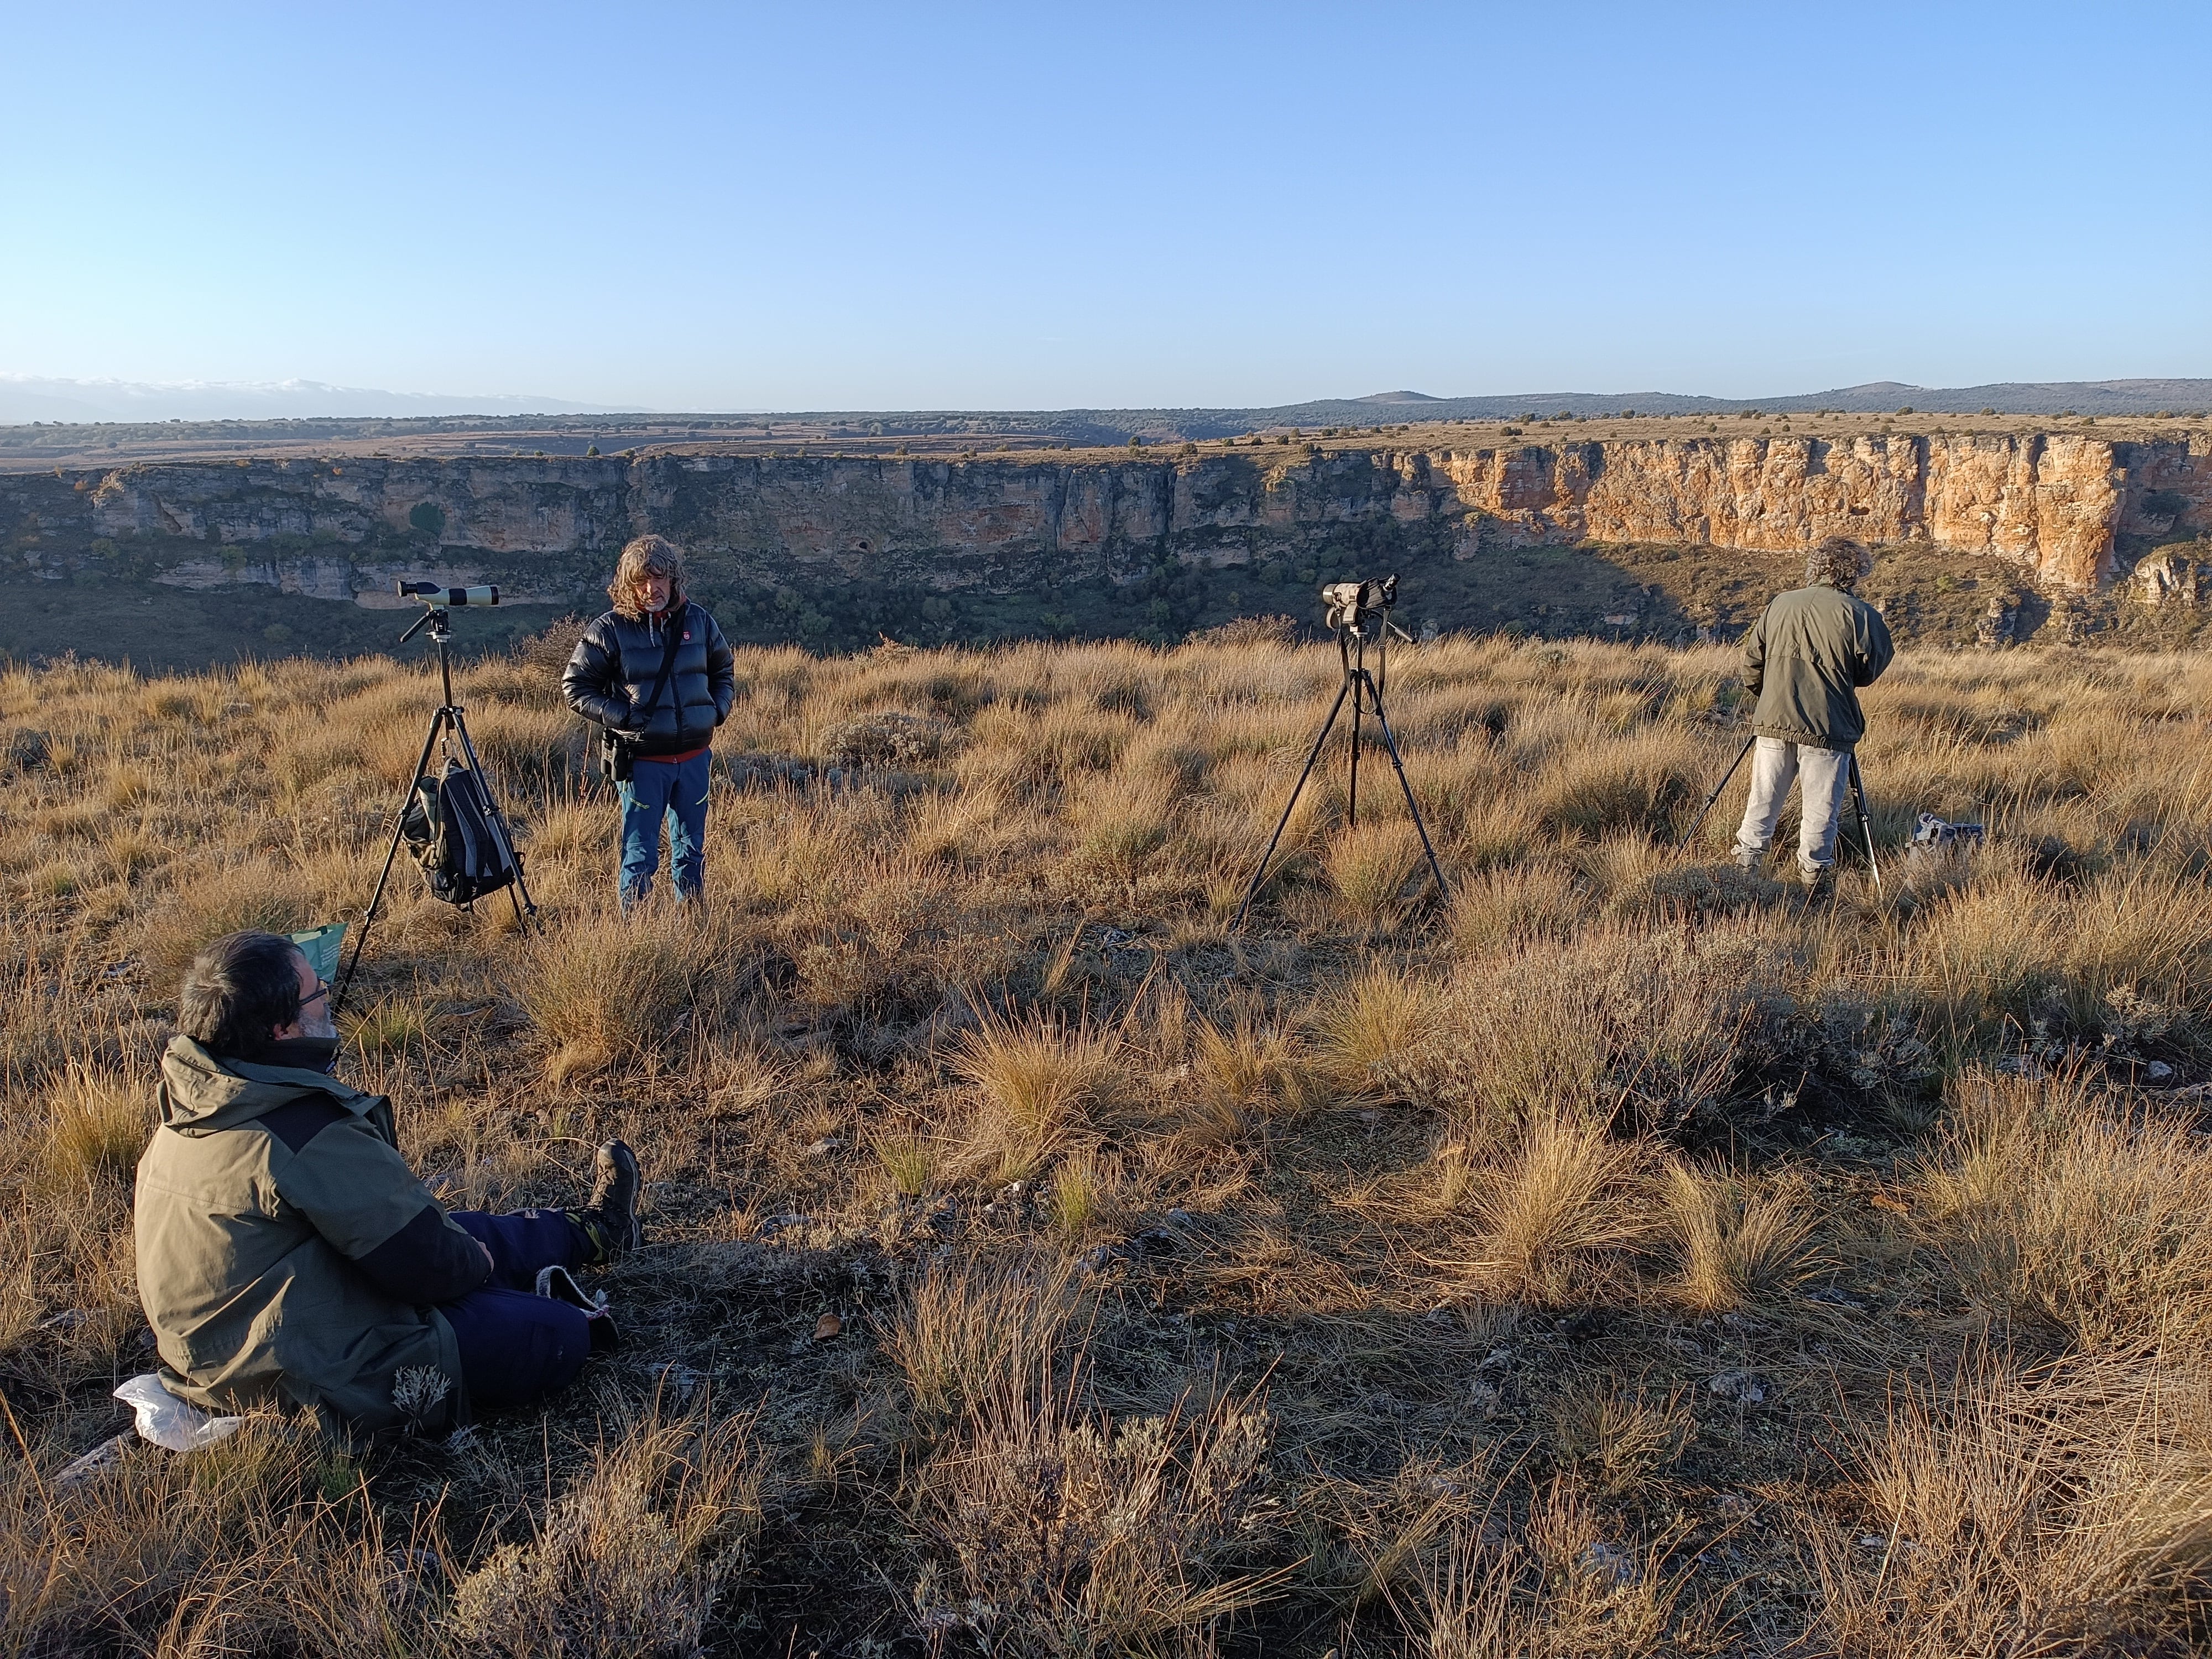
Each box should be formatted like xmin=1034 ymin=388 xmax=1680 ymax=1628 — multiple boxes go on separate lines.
xmin=1732 ymin=846 xmax=1765 ymax=875
xmin=1799 ymin=864 xmax=1837 ymax=904
xmin=572 ymin=1140 xmax=643 ymax=1262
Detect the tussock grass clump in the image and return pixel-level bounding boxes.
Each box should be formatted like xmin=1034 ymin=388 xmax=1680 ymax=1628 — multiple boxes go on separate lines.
xmin=1448 ymin=857 xmax=1584 ymax=951
xmin=1324 ymin=817 xmax=1425 ymax=916
xmin=952 ymin=1014 xmax=1128 ymax=1172
xmin=1067 ymin=767 xmax=1176 ymax=875
xmin=1314 ymin=964 xmax=1448 ymax=1103
xmin=1465 ymin=1115 xmax=1650 ymax=1305
xmin=873 ymin=1129 xmax=940 ymax=1199
xmin=1545 ymin=1383 xmax=1695 ymax=1498
xmin=1918 ymin=1070 xmax=2212 ymax=1350
xmin=1801 ymin=1358 xmax=2212 ymax=1658
xmin=1529 ymin=729 xmax=1699 ymax=839
xmin=1659 ymin=1162 xmax=1817 ymax=1312
xmin=879 ymin=1253 xmax=1083 ymax=1422
xmin=1401 ymin=924 xmax=1765 ymax=1136
xmin=509 ymin=907 xmax=706 ymax=1079
xmin=1420 ymin=1479 xmax=1701 ymax=1656
xmin=39 ymin=1062 xmax=153 ymax=1191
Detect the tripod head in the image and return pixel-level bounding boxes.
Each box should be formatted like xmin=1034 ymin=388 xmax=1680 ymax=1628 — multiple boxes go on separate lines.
xmin=394 ymin=580 xmax=499 ymax=646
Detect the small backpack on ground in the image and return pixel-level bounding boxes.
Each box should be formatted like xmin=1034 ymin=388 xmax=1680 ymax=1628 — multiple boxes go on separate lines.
xmin=401 ymin=760 xmax=520 ymax=905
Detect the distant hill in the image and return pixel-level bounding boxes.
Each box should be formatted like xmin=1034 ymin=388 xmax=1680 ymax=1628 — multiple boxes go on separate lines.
xmin=643 ymin=379 xmax=2212 ymax=441
xmin=3 ymin=377 xmax=2207 ymax=453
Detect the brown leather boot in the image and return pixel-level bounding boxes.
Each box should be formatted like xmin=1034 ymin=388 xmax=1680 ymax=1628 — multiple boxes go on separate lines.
xmin=571 ymin=1140 xmax=642 ymax=1262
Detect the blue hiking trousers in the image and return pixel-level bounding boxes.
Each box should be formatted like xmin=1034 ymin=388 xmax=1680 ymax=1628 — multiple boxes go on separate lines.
xmin=442 ymin=1208 xmax=593 ymax=1409
xmin=619 ymin=749 xmax=710 ymax=908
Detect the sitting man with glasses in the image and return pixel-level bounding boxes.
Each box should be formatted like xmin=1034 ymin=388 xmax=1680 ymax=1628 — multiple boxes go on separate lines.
xmin=134 ymin=930 xmax=643 ymax=1437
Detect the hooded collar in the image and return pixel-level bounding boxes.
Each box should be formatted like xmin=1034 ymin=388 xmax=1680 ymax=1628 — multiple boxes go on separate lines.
xmin=157 ymin=1034 xmax=380 ymax=1134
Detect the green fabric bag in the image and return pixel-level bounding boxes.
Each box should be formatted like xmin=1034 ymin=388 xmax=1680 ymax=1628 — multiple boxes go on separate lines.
xmin=288 ymin=924 xmax=347 ymax=985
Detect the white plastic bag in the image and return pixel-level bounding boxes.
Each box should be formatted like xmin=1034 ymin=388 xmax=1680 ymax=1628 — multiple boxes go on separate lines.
xmin=113 ymin=1373 xmax=244 ymax=1453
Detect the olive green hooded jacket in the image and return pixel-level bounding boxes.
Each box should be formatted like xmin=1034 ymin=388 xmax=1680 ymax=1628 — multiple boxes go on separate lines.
xmin=1741 ymin=582 xmax=1895 ymax=752
xmin=134 ymin=1036 xmax=489 ymax=1432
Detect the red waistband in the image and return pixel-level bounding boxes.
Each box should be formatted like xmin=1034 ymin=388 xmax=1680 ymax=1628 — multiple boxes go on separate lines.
xmin=634 ymin=745 xmax=708 ymax=765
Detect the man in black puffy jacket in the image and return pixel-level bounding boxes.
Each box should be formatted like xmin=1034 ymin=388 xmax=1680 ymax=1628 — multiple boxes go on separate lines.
xmin=561 ymin=534 xmax=736 ymax=909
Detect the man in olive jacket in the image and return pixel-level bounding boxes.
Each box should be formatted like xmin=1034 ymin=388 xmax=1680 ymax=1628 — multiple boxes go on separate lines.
xmin=135 ymin=931 xmax=641 ymax=1434
xmin=561 ymin=533 xmax=736 ymax=910
xmin=1733 ymin=536 xmax=1895 ymax=893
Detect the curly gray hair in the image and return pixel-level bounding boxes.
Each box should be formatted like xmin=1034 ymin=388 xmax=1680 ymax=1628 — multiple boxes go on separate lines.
xmin=1806 ymin=536 xmax=1872 ymax=589
xmin=608 ymin=533 xmax=688 ymax=618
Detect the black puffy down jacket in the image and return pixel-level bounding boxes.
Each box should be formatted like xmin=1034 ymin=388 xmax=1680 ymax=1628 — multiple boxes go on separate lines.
xmin=561 ymin=603 xmax=737 ymax=757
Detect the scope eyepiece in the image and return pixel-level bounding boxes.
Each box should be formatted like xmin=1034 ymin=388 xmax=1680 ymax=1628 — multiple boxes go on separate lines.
xmin=395 ymin=581 xmax=499 ymax=606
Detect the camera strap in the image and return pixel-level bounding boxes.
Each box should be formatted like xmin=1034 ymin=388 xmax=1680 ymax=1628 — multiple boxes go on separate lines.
xmin=633 ymin=602 xmax=688 ymax=733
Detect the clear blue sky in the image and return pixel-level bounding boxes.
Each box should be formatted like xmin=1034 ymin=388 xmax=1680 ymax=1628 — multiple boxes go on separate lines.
xmin=3 ymin=1 xmax=2206 ymax=410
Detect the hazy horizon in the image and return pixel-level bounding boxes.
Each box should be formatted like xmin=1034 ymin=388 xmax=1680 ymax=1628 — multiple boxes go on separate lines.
xmin=4 ymin=1 xmax=2206 ymax=411
xmin=7 ymin=372 xmax=2212 ymax=428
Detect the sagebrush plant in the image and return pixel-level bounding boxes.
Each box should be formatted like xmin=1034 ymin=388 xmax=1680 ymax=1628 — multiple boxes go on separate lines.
xmin=4 ymin=633 xmax=2211 ymax=1652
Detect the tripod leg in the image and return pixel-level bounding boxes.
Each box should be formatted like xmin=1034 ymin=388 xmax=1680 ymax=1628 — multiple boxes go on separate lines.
xmin=336 ymin=710 xmax=447 ymax=1014
xmin=1348 ymin=656 xmax=1364 ymax=830
xmin=1360 ymin=673 xmax=1449 ymax=903
xmin=1674 ymin=735 xmax=1757 ymax=854
xmin=1233 ymin=676 xmax=1353 ymax=930
xmin=1850 ymin=755 xmax=1883 ymax=898
xmin=450 ymin=706 xmax=540 ymax=920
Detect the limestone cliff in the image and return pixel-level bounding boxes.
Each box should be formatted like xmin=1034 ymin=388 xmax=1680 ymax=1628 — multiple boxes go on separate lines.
xmin=7 ymin=431 xmax=2208 ymax=604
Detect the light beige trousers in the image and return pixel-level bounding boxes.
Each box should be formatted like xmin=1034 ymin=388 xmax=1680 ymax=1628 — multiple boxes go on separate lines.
xmin=1734 ymin=737 xmax=1851 ymax=877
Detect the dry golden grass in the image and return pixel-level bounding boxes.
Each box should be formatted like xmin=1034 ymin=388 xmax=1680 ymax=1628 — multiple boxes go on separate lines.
xmin=4 ymin=632 xmax=2212 ymax=1653
xmin=1660 ymin=1162 xmax=1818 ymax=1312
xmin=951 ymin=1013 xmax=1130 ymax=1177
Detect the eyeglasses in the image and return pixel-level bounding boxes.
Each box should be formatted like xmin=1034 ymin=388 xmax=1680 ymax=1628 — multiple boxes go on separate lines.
xmin=299 ymin=978 xmax=330 ymax=1010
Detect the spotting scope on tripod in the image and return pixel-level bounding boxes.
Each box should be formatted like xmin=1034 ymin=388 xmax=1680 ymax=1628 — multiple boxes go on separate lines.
xmin=1231 ymin=575 xmax=1449 ymax=929
xmin=333 ymin=581 xmax=538 ymax=1013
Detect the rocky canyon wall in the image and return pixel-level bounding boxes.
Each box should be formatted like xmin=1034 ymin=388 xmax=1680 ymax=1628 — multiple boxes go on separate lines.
xmin=7 ymin=431 xmax=2208 ymax=605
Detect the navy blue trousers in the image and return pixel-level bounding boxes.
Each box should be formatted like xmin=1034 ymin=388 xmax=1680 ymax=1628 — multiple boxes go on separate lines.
xmin=442 ymin=1209 xmax=593 ymax=1409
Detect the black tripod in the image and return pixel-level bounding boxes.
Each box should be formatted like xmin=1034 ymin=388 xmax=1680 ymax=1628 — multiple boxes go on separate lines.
xmin=1232 ymin=582 xmax=1448 ymax=929
xmin=1848 ymin=756 xmax=1883 ymax=896
xmin=334 ymin=591 xmax=537 ymax=1014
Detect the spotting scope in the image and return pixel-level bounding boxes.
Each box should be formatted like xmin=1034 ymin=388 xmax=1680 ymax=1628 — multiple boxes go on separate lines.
xmin=396 ymin=581 xmax=499 ymax=606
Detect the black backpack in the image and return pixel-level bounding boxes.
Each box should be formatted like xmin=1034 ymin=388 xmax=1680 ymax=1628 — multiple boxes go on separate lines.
xmin=401 ymin=760 xmax=520 ymax=906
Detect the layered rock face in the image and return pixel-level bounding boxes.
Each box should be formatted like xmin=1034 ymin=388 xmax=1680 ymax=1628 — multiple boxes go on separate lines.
xmin=8 ymin=431 xmax=2207 ymax=602
xmin=1433 ymin=432 xmax=2198 ymax=588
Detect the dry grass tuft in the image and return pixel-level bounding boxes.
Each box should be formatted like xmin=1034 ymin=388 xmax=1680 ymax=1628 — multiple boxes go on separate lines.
xmin=1801 ymin=1357 xmax=2212 ymax=1658
xmin=878 ymin=1253 xmax=1083 ymax=1423
xmin=1314 ymin=964 xmax=1448 ymax=1103
xmin=40 ymin=1062 xmax=153 ymax=1191
xmin=1465 ymin=1115 xmax=1650 ymax=1305
xmin=509 ymin=907 xmax=704 ymax=1080
xmin=1660 ymin=1162 xmax=1818 ymax=1312
xmin=1324 ymin=818 xmax=1425 ymax=916
xmin=1418 ymin=1479 xmax=1699 ymax=1657
xmin=1917 ymin=1070 xmax=2212 ymax=1350
xmin=951 ymin=1014 xmax=1128 ymax=1172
